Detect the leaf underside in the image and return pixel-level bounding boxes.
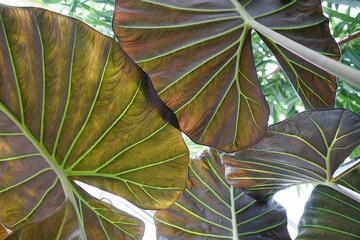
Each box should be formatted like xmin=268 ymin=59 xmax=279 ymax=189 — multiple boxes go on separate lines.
xmin=6 ymin=200 xmax=81 ymax=240
xmin=297 ymin=167 xmax=360 ymax=240
xmin=113 ymin=0 xmax=339 ymax=152
xmin=222 ymin=109 xmax=360 ymax=199
xmin=0 ymin=224 xmax=11 ymax=239
xmin=0 ymin=5 xmax=188 ymax=238
xmin=155 ymin=148 xmax=291 ymax=240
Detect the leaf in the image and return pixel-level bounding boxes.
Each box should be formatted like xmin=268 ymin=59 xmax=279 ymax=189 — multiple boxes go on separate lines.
xmin=113 ymin=0 xmax=339 ymax=152
xmin=296 ymin=167 xmax=360 ymax=240
xmin=155 ymin=148 xmax=291 ymax=239
xmin=6 ymin=200 xmax=81 ymax=240
xmin=350 ymin=145 xmax=360 ymax=159
xmin=6 ymin=191 xmax=144 ymax=240
xmin=222 ymin=109 xmax=360 ymax=199
xmin=73 ymin=186 xmax=145 ymax=240
xmin=0 ymin=5 xmax=188 ymax=238
xmin=324 ymin=0 xmax=360 ymax=8
xmin=323 ymin=6 xmax=360 ymax=24
xmin=42 ymin=0 xmax=62 ymax=3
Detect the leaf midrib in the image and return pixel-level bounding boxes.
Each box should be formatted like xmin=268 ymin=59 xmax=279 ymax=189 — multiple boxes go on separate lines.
xmin=230 ymin=186 xmax=238 ymax=240
xmin=0 ymin=103 xmax=87 ymax=239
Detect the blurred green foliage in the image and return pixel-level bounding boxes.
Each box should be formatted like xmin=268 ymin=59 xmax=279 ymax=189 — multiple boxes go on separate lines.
xmin=33 ymin=0 xmax=115 ymax=37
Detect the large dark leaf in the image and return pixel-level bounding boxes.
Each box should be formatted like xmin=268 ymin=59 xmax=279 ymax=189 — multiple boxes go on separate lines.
xmin=222 ymin=109 xmax=360 ymax=199
xmin=113 ymin=0 xmax=339 ymax=152
xmin=155 ymin=148 xmax=291 ymax=239
xmin=6 ymin=200 xmax=80 ymax=240
xmin=0 ymin=5 xmax=188 ymax=238
xmin=296 ymin=167 xmax=360 ymax=240
xmin=73 ymin=186 xmax=147 ymax=240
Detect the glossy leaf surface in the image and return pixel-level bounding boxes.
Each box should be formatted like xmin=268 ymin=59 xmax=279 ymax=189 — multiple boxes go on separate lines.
xmin=155 ymin=148 xmax=290 ymax=239
xmin=222 ymin=109 xmax=360 ymax=199
xmin=297 ymin=167 xmax=360 ymax=240
xmin=113 ymin=0 xmax=339 ymax=152
xmin=0 ymin=5 xmax=188 ymax=238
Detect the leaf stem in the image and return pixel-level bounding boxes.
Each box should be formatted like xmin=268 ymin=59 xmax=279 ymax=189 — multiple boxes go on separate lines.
xmin=262 ymin=30 xmax=360 ymax=80
xmin=339 ymin=30 xmax=360 ymax=45
xmin=0 ymin=104 xmax=87 ymax=239
xmin=232 ymin=3 xmax=360 ymax=88
xmin=248 ymin=19 xmax=360 ymax=88
xmin=230 ymin=186 xmax=238 ymax=240
xmin=327 ymin=182 xmax=360 ymax=203
xmin=332 ymin=159 xmax=360 ymax=182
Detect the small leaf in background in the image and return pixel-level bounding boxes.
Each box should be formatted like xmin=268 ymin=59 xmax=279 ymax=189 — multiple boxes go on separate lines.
xmin=296 ymin=167 xmax=360 ymax=240
xmin=324 ymin=0 xmax=360 ymax=8
xmin=350 ymin=145 xmax=360 ymax=160
xmin=323 ymin=6 xmax=360 ymax=24
xmin=222 ymin=109 xmax=360 ymax=199
xmin=42 ymin=0 xmax=62 ymax=3
xmin=113 ymin=0 xmax=339 ymax=152
xmin=0 ymin=5 xmax=188 ymax=238
xmin=155 ymin=148 xmax=291 ymax=239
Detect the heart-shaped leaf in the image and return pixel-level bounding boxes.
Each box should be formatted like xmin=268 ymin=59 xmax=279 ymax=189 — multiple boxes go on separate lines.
xmin=113 ymin=0 xmax=339 ymax=152
xmin=0 ymin=5 xmax=188 ymax=238
xmin=222 ymin=109 xmax=360 ymax=199
xmin=155 ymin=148 xmax=291 ymax=239
xmin=297 ymin=167 xmax=360 ymax=240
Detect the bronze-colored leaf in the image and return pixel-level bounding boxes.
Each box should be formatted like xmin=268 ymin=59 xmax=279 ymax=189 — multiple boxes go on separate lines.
xmin=0 ymin=4 xmax=188 ymax=238
xmin=6 ymin=200 xmax=80 ymax=240
xmin=297 ymin=167 xmax=360 ymax=240
xmin=222 ymin=109 xmax=360 ymax=199
xmin=155 ymin=148 xmax=291 ymax=239
xmin=73 ymin=185 xmax=145 ymax=240
xmin=113 ymin=0 xmax=339 ymax=152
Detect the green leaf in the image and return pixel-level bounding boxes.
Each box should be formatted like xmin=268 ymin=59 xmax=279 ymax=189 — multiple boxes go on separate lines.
xmin=155 ymin=148 xmax=291 ymax=239
xmin=296 ymin=167 xmax=360 ymax=239
xmin=90 ymin=0 xmax=115 ymax=3
xmin=42 ymin=0 xmax=62 ymax=3
xmin=222 ymin=109 xmax=360 ymax=199
xmin=323 ymin=6 xmax=360 ymax=24
xmin=323 ymin=0 xmax=360 ymax=8
xmin=113 ymin=0 xmax=339 ymax=152
xmin=350 ymin=145 xmax=360 ymax=159
xmin=0 ymin=5 xmax=188 ymax=238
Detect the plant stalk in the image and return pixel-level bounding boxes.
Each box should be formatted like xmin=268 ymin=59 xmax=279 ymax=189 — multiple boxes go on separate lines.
xmin=233 ymin=2 xmax=360 ymax=88
xmin=327 ymin=182 xmax=360 ymax=203
xmin=230 ymin=186 xmax=238 ymax=240
xmin=339 ymin=30 xmax=360 ymax=45
xmin=249 ymin=19 xmax=360 ymax=88
xmin=0 ymin=104 xmax=87 ymax=239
